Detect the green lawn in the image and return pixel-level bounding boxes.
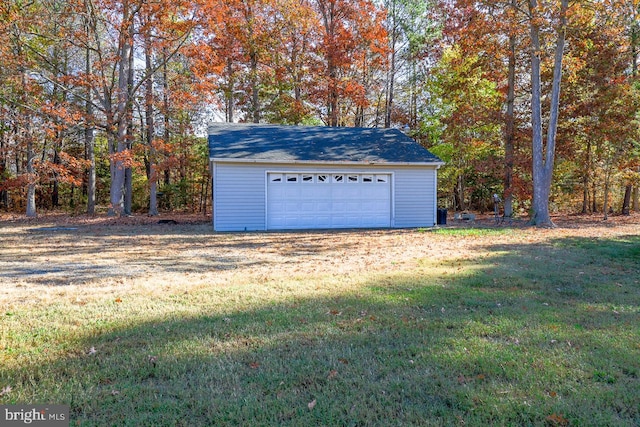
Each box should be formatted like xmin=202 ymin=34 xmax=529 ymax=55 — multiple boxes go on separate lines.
xmin=1 ymin=224 xmax=639 ymax=426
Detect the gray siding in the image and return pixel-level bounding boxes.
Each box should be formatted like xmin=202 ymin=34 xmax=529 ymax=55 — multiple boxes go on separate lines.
xmin=394 ymin=167 xmax=437 ymax=227
xmin=213 ymin=163 xmax=266 ymax=231
xmin=212 ymin=161 xmax=438 ymax=231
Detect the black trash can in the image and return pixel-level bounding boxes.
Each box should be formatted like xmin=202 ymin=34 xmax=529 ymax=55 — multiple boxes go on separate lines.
xmin=437 ymin=208 xmax=447 ymax=225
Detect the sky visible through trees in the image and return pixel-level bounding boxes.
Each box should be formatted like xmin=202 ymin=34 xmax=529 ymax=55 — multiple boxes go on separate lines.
xmin=0 ymin=0 xmax=638 ymax=220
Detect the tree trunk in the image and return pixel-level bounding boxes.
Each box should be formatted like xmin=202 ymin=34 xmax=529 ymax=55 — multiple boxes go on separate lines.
xmin=503 ymin=18 xmax=516 ymax=218
xmin=603 ymin=173 xmax=611 ymax=220
xmin=146 ymin=30 xmax=158 ymax=216
xmin=26 ymin=137 xmax=37 ymax=218
xmin=109 ymin=2 xmax=134 ymax=216
xmin=21 ymin=70 xmax=37 ymax=218
xmin=83 ymin=1 xmax=96 ymax=215
xmin=621 ymin=184 xmax=632 ymax=215
xmin=384 ymin=0 xmax=397 ymax=129
xmin=0 ymin=131 xmax=7 ymax=209
xmin=123 ymin=22 xmax=135 ymax=217
xmin=85 ymin=101 xmax=96 ymax=215
xmin=455 ymin=174 xmax=466 ymax=212
xmin=328 ymin=69 xmax=338 ymax=127
xmin=86 ymin=124 xmax=96 ymax=214
xmin=162 ymin=47 xmax=171 ymax=207
xmin=582 ymin=175 xmax=589 ymax=214
xmin=52 ymin=148 xmax=60 ymax=208
xmin=250 ymin=51 xmax=260 ymax=123
xmin=632 ymin=14 xmax=639 ymax=213
xmin=528 ymin=0 xmax=568 ymax=227
xmin=109 ymin=14 xmax=133 ymax=216
xmin=124 ymin=167 xmax=132 ymax=215
xmin=225 ymin=58 xmax=234 ymax=123
xmin=581 ymin=140 xmax=591 ymax=213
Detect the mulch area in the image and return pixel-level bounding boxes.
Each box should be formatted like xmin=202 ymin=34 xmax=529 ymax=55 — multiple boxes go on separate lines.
xmin=0 ymin=212 xmax=211 ymax=227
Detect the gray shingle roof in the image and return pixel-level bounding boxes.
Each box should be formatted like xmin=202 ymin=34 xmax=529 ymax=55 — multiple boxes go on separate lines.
xmin=208 ymin=123 xmax=443 ymax=164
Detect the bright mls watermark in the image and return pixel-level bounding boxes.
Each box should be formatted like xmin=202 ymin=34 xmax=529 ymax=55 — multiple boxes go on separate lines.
xmin=1 ymin=405 xmax=68 ymax=426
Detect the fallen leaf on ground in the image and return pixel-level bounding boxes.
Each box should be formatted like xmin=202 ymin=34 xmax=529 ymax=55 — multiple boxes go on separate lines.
xmin=148 ymin=355 xmax=158 ymax=367
xmin=0 ymin=386 xmax=12 ymax=396
xmin=545 ymin=413 xmax=568 ymax=426
xmin=308 ymin=399 xmax=316 ymax=410
xmin=328 ymin=370 xmax=338 ymax=379
xmin=87 ymin=347 xmax=97 ymax=355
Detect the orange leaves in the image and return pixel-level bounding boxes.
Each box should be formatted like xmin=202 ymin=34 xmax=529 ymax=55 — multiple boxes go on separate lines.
xmin=109 ymin=149 xmax=142 ymax=169
xmin=545 ymin=413 xmax=568 ymax=426
xmin=35 ymin=152 xmax=91 ymax=187
xmin=457 ymin=373 xmax=487 ymax=385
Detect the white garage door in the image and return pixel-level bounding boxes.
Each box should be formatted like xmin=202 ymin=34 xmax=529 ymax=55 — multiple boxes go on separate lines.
xmin=267 ymin=172 xmax=391 ymax=230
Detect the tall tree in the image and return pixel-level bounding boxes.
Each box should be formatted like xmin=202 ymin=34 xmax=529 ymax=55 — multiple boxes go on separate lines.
xmin=528 ymin=0 xmax=569 ymax=226
xmin=380 ymin=0 xmax=439 ymax=129
xmin=312 ymin=0 xmax=387 ymax=126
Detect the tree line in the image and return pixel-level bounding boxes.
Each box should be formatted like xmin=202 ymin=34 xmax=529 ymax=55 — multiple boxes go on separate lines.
xmin=0 ymin=0 xmax=638 ymax=223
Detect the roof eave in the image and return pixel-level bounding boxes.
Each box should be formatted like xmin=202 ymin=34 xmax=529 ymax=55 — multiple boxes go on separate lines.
xmin=210 ymin=158 xmax=445 ymax=167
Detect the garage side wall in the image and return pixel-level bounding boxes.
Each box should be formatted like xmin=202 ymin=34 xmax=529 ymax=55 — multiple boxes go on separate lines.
xmin=213 ymin=162 xmax=266 ymax=231
xmin=394 ymin=167 xmax=437 ymax=227
xmin=212 ymin=161 xmax=437 ymax=231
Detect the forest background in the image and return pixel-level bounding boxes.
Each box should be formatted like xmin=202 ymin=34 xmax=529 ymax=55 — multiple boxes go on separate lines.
xmin=1 ymin=0 xmax=639 ymax=221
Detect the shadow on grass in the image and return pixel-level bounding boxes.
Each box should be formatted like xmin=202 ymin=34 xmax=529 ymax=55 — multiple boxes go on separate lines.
xmin=0 ymin=235 xmax=638 ymax=426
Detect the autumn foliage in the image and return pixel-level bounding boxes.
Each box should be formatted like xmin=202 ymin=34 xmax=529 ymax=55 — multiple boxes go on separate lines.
xmin=0 ymin=0 xmax=638 ymax=217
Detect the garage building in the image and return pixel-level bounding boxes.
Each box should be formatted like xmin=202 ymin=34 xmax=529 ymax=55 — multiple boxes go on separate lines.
xmin=208 ymin=123 xmax=443 ymax=231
